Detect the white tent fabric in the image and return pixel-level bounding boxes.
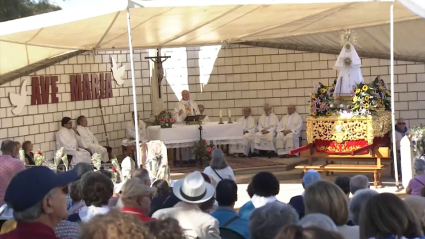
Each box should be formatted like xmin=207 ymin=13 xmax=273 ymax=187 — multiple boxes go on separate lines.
xmin=0 ymin=0 xmax=420 ymax=76
xmin=399 ymin=0 xmax=425 ymax=18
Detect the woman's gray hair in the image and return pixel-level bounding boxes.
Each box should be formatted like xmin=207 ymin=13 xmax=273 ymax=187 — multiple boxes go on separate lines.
xmin=414 ymin=159 xmax=425 ymax=174
xmin=249 ymin=201 xmax=298 ymax=239
xmin=298 ymin=213 xmax=338 ymax=232
xmin=210 ymin=149 xmax=228 ymax=170
xmin=12 ymin=190 xmax=55 ymax=222
xmin=349 ymin=189 xmax=379 ymax=225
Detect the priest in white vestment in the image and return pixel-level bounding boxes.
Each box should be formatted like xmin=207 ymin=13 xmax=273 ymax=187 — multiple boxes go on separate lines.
xmin=254 ymin=104 xmax=279 ymax=155
xmin=173 ymin=90 xmax=200 ymax=123
xmin=122 ymin=112 xmax=147 ymax=146
xmin=230 ymin=107 xmax=256 ymax=157
xmin=198 ymin=104 xmax=210 ymax=122
xmin=334 ymin=43 xmax=364 ymax=96
xmin=56 ymin=117 xmax=91 ymax=165
xmin=276 ymin=105 xmax=303 ymax=157
xmin=173 ymin=90 xmax=200 ymax=161
xmin=76 ymin=115 xmax=109 ymax=162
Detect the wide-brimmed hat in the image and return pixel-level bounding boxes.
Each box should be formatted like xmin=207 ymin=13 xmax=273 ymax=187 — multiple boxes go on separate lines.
xmin=173 ymin=171 xmax=215 ymax=204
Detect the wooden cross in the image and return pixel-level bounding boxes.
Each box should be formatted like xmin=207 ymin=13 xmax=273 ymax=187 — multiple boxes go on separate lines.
xmin=145 ymin=49 xmax=171 ymax=98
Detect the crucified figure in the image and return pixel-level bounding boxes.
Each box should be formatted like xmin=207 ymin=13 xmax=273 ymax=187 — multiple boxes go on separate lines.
xmin=146 ymin=49 xmax=170 ymax=98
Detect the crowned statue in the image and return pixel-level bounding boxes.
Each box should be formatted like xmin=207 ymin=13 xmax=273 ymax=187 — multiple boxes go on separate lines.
xmin=333 ymin=30 xmax=364 ymax=97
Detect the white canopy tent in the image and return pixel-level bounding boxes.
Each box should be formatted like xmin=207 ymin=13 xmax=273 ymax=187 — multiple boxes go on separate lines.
xmin=0 ymin=0 xmax=422 ymax=179
xmin=0 ymin=0 xmax=421 ymax=75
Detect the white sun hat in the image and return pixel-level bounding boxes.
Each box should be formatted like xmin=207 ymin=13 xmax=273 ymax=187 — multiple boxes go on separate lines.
xmin=173 ymin=171 xmax=215 ymax=204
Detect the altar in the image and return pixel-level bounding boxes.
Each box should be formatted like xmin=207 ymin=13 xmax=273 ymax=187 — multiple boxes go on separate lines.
xmin=146 ymin=122 xmax=243 ymax=148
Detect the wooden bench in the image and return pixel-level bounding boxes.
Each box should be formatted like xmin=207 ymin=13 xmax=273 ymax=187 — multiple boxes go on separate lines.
xmin=295 ymin=164 xmax=385 ymax=188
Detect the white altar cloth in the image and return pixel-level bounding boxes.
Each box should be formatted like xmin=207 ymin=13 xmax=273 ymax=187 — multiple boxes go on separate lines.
xmin=147 ymin=122 xmax=243 ymax=148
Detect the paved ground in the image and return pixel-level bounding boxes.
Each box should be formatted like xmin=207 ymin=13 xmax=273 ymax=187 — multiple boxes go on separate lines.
xmin=171 ymin=156 xmax=406 ymax=209
xmin=233 ymin=158 xmax=406 ymax=209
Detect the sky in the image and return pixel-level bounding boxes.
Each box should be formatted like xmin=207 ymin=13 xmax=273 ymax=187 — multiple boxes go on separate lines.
xmin=53 ymin=0 xmax=106 ymax=9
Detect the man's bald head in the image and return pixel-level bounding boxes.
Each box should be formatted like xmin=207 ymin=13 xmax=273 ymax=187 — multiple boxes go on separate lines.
xmin=263 ymin=103 xmax=272 ymax=115
xmin=181 ymin=90 xmax=190 ymax=101
xmin=132 ymin=168 xmax=151 ymax=186
xmin=243 ymin=107 xmax=251 ymax=118
xmin=288 ymin=105 xmax=296 ymax=115
xmin=1 ymin=140 xmax=17 ymax=156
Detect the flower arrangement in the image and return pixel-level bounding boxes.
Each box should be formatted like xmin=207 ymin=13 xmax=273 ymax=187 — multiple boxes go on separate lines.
xmin=19 ymin=149 xmax=26 ymax=165
xmin=54 ymin=147 xmax=66 ymax=172
xmin=111 ymin=157 xmax=123 ymax=182
xmin=310 ymin=82 xmax=334 ymax=117
xmin=409 ymin=126 xmax=425 ymax=158
xmin=371 ymin=76 xmax=391 ymax=111
xmin=351 ymin=82 xmax=377 ymax=116
xmin=192 ymin=139 xmax=214 ymax=167
xmin=34 ymin=150 xmax=44 ymax=166
xmin=91 ymin=152 xmax=102 ymax=170
xmin=156 ymin=111 xmax=175 ymax=128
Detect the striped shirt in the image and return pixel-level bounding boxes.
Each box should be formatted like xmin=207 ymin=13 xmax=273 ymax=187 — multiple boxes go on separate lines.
xmin=0 ymin=155 xmax=25 ymax=205
xmin=55 ymin=220 xmax=80 ymax=239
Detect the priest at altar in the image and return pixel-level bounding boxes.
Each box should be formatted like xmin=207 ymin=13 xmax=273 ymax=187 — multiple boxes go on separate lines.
xmin=254 ymin=103 xmax=279 ymax=156
xmin=198 ymin=104 xmax=210 ymax=122
xmin=76 ymin=115 xmax=109 ymax=162
xmin=122 ymin=112 xmax=147 ymax=146
xmin=56 ymin=117 xmax=91 ymax=165
xmin=173 ymin=90 xmax=200 ymax=123
xmin=275 ymin=105 xmax=303 ymax=157
xmin=230 ymin=107 xmax=256 ymax=157
xmin=173 ymin=90 xmax=199 ymax=161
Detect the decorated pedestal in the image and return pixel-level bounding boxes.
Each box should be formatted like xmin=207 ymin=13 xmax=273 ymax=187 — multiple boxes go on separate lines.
xmin=306 ymin=111 xmax=392 ymax=154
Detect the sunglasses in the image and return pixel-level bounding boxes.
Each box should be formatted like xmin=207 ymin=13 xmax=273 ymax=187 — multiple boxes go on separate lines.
xmin=398 ymin=123 xmax=406 ymax=125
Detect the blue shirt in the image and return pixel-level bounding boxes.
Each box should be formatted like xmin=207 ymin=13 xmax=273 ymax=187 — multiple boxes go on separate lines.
xmin=211 ymin=207 xmax=250 ymax=239
xmin=238 ymin=201 xmax=255 ymax=221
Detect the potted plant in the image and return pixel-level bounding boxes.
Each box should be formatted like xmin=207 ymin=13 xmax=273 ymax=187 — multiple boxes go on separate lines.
xmin=157 ymin=111 xmax=175 ymax=128
xmin=192 ymin=139 xmax=214 ymax=167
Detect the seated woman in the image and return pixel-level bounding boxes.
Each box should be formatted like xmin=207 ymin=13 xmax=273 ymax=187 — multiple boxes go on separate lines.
xmin=360 ymin=193 xmax=424 ymax=239
xmin=203 ymin=149 xmax=235 ymax=183
xmin=406 ymin=159 xmax=425 ymax=195
xmin=76 ymin=115 xmax=109 ymax=162
xmin=67 ymin=172 xmax=113 ymax=222
xmin=22 ymin=141 xmax=35 ymax=165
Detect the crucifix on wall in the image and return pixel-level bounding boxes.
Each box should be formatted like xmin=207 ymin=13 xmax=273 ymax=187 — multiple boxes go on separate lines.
xmin=145 ymin=49 xmax=171 ymax=98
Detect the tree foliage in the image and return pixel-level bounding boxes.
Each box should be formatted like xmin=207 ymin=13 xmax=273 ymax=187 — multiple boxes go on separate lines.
xmin=0 ymin=0 xmax=61 ymax=22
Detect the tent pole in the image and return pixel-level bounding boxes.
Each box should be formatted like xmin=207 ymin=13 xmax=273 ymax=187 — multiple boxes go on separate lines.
xmin=390 ymin=3 xmax=399 ymax=187
xmin=126 ymin=6 xmax=141 ymax=168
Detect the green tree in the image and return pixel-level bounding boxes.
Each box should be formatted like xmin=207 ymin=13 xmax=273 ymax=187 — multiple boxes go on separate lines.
xmin=0 ymin=0 xmax=62 ymax=22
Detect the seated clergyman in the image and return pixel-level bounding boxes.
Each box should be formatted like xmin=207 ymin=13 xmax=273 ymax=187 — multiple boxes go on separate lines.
xmin=76 ymin=115 xmax=109 ymax=162
xmin=198 ymin=104 xmax=210 ymax=122
xmin=122 ymin=112 xmax=147 ymax=146
xmin=56 ymin=117 xmax=91 ymax=165
xmin=230 ymin=107 xmax=256 ymax=157
xmin=254 ymin=103 xmax=279 ymax=157
xmin=276 ymin=105 xmax=303 ymax=157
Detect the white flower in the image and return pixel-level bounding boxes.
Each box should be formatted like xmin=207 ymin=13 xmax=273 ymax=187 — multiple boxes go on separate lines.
xmin=340 ymin=104 xmax=344 ymax=108
xmin=330 ymin=104 xmax=334 ymax=108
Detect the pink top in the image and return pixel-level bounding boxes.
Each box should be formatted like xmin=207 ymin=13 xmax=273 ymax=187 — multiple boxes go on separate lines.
xmin=0 ymin=155 xmax=25 ymax=205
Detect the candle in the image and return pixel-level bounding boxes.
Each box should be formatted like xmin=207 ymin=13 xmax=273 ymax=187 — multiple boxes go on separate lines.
xmin=220 ymin=110 xmax=222 ymax=118
xmin=228 ymin=109 xmax=231 ymax=118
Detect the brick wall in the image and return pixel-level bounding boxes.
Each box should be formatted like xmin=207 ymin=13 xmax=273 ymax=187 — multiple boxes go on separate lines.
xmin=161 ymin=45 xmax=425 ymax=143
xmin=0 ymin=50 xmax=151 ymax=159
xmin=1 ymin=44 xmax=424 ymax=158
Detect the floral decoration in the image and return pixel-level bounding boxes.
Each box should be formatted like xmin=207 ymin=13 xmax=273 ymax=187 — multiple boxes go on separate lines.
xmin=409 ymin=126 xmax=425 ymax=159
xmin=192 ymin=139 xmax=215 ymax=167
xmin=91 ymin=152 xmax=102 ymax=170
xmin=34 ymin=150 xmax=44 ymax=166
xmin=19 ymin=149 xmax=26 ymax=165
xmin=371 ymin=76 xmax=391 ymax=111
xmin=310 ymin=82 xmax=334 ymax=117
xmin=156 ymin=111 xmax=175 ymax=128
xmin=351 ymin=82 xmax=377 ymax=116
xmin=54 ymin=147 xmax=66 ymax=172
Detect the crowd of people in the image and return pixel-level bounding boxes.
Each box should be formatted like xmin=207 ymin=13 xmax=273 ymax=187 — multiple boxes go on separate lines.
xmin=1 ymin=136 xmax=425 ymax=239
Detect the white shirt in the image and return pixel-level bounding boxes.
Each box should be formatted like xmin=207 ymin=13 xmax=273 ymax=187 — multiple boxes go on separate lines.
xmin=203 ymin=166 xmax=236 ymax=183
